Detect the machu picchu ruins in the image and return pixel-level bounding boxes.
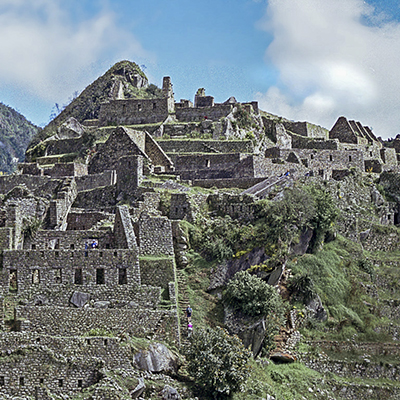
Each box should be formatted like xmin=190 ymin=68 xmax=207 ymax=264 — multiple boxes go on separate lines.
xmin=1 ymin=60 xmax=400 ymax=399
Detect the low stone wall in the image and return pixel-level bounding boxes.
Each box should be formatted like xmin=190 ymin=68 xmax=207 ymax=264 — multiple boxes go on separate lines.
xmin=175 ymin=104 xmax=233 ymax=122
xmin=17 ymin=306 xmax=180 ymax=343
xmin=158 ymin=139 xmax=253 ymax=154
xmin=192 ymin=177 xmax=265 ymax=189
xmin=360 ymin=225 xmax=400 ymax=251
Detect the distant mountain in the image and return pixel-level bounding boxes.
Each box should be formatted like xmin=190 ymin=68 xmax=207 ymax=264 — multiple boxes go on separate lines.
xmin=0 ymin=103 xmax=39 ymax=174
xmin=26 ymin=60 xmax=160 ymax=154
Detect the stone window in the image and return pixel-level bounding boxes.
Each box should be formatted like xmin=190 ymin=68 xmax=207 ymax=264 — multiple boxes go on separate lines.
xmin=40 ymin=378 xmax=44 ymax=384
xmin=70 ymin=244 xmax=75 ymax=250
xmin=19 ymin=377 xmax=24 ymax=386
xmin=118 ymin=268 xmax=127 ymax=285
xmin=106 ymin=243 xmax=110 ymax=249
xmin=55 ymin=251 xmax=59 ymax=257
xmin=138 ymin=104 xmax=142 ymax=111
xmin=319 ymin=169 xmax=324 ymax=176
xmin=55 ymin=239 xmax=60 ymax=249
xmin=74 ymin=269 xmax=83 ymax=285
xmin=31 ymin=244 xmax=36 ymax=250
xmin=104 ymin=339 xmax=108 ymax=346
xmin=100 ymin=252 xmax=103 ymax=257
xmin=310 ymin=154 xmax=314 ymax=160
xmin=32 ymin=269 xmax=40 ymax=284
xmin=54 ymin=269 xmax=62 ymax=284
xmin=0 ymin=376 xmax=4 ymax=386
xmin=329 ymin=155 xmax=333 ymax=162
xmin=96 ymin=268 xmax=105 ymax=284
xmin=78 ymin=379 xmax=83 ymax=388
xmin=114 ymin=251 xmax=118 ymax=257
xmin=370 ymin=151 xmax=373 ymax=157
xmin=86 ymin=338 xmax=91 ymax=345
xmin=9 ymin=269 xmax=17 ymax=292
xmin=58 ymin=379 xmax=63 ymax=387
xmin=349 ymin=155 xmax=352 ymax=162
xmin=153 ymin=102 xmax=157 ymax=109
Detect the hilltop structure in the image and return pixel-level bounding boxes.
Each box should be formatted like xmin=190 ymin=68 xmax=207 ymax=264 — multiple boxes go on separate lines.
xmin=0 ymin=61 xmax=400 ymax=398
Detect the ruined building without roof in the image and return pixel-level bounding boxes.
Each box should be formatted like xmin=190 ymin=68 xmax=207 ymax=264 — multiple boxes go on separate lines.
xmin=0 ymin=69 xmax=400 ymax=398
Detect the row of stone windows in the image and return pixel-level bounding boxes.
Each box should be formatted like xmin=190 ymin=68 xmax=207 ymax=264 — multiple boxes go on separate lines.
xmin=309 ymin=154 xmax=353 ymax=162
xmin=24 ymin=250 xmax=120 ymax=258
xmin=31 ymin=241 xmax=112 ymax=250
xmin=9 ymin=268 xmax=128 ymax=291
xmin=0 ymin=376 xmax=83 ymax=388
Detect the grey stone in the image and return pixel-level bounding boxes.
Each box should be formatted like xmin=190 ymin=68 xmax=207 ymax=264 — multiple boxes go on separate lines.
xmin=134 ymin=343 xmax=181 ymax=374
xmin=306 ymin=294 xmax=327 ymax=322
xmin=238 ymin=318 xmax=266 ymax=358
xmin=131 ymin=377 xmax=146 ymax=399
xmin=267 ymin=265 xmax=284 ymax=286
xmin=94 ymin=301 xmax=111 ymax=309
xmin=162 ymin=385 xmax=181 ymax=400
xmin=290 ymin=227 xmax=314 ymax=255
xmin=69 ymin=291 xmax=90 ymax=308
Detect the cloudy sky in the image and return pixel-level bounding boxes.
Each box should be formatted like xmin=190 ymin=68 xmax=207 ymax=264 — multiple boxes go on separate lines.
xmin=1 ymin=0 xmax=400 ymax=138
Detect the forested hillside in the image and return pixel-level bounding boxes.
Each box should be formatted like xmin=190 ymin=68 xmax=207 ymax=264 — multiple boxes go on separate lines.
xmin=0 ymin=102 xmax=38 ymax=173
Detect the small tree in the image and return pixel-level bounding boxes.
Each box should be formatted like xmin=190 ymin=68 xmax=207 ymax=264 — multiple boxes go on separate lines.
xmin=185 ymin=327 xmax=252 ymax=398
xmin=224 ymin=271 xmax=285 ymax=318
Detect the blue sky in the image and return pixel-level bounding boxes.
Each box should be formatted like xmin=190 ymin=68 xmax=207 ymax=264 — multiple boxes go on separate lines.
xmin=1 ymin=0 xmax=400 ymax=139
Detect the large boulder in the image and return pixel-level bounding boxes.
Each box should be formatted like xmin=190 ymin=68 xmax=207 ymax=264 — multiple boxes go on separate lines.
xmin=134 ymin=343 xmax=181 ymax=374
xmin=161 ymin=385 xmax=181 ymax=400
xmin=70 ymin=291 xmax=90 ymax=308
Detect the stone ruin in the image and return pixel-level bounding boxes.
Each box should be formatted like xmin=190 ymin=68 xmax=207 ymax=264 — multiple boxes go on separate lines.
xmin=0 ymin=73 xmax=400 ymax=397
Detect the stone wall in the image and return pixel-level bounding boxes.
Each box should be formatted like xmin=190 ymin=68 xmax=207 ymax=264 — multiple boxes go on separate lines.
xmin=17 ymin=306 xmax=179 ymax=343
xmin=291 ymin=134 xmax=339 ymax=150
xmin=140 ymin=257 xmax=175 ymax=291
xmin=175 ymin=104 xmax=233 ymax=122
xmin=75 ymin=170 xmax=117 ymax=192
xmin=99 ymin=98 xmax=171 ymax=126
xmin=283 ymin=121 xmax=328 ymax=139
xmin=138 ymin=214 xmax=174 ymax=256
xmin=360 ymin=225 xmax=400 ymax=251
xmin=3 ymin=249 xmax=144 ymax=304
xmin=158 ymin=139 xmax=253 ymax=154
xmin=73 ymin=185 xmax=117 ymax=210
xmin=44 ymin=163 xmax=87 ymax=178
xmin=0 ymin=175 xmax=60 ymax=197
xmin=66 ymin=210 xmax=114 ymax=231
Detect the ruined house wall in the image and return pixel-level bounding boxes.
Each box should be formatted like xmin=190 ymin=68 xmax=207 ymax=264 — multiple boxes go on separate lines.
xmin=291 ymin=135 xmax=339 ymax=150
xmin=98 ymin=98 xmax=171 ymax=126
xmin=0 ymin=175 xmax=59 ymax=196
xmin=17 ymin=306 xmax=179 ymax=343
xmin=138 ymin=214 xmax=174 ymax=256
xmin=283 ymin=121 xmax=328 ymax=139
xmin=88 ymin=127 xmax=145 ymax=174
xmin=145 ymin=133 xmax=174 ymax=171
xmin=45 ymin=137 xmax=85 ymax=156
xmin=44 ymin=163 xmax=87 ymax=178
xmin=3 ymin=249 xmax=142 ymax=301
xmin=157 ymin=139 xmax=253 ymax=154
xmin=66 ymin=211 xmax=114 ymax=231
xmin=140 ymin=257 xmax=175 ymax=291
xmin=175 ymin=104 xmax=233 ymax=122
xmin=48 ymin=179 xmax=77 ymax=228
xmin=73 ymin=185 xmax=117 ymax=210
xmin=75 ymin=170 xmax=117 ymax=192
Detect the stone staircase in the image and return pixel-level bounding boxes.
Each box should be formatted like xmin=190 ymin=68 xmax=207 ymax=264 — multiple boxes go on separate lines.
xmin=176 ymin=270 xmax=190 ymax=347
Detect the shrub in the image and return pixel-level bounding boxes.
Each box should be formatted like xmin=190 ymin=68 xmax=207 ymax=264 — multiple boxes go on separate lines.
xmin=185 ymin=327 xmax=251 ymax=398
xmin=224 ymin=271 xmax=285 ymax=319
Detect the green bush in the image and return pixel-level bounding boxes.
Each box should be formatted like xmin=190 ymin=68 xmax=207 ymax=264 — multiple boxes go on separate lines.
xmin=185 ymin=327 xmax=252 ymax=398
xmin=224 ymin=271 xmax=285 ymax=319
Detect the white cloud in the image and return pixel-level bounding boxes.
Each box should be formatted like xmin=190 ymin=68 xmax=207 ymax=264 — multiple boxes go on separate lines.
xmin=0 ymin=0 xmax=151 ymax=102
xmin=256 ymin=0 xmax=400 ymax=138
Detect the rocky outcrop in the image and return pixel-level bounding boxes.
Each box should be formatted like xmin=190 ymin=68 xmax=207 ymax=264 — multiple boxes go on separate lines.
xmin=134 ymin=343 xmax=181 ymax=375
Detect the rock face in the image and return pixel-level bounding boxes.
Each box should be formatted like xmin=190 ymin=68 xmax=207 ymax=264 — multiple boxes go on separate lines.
xmin=208 ymin=247 xmax=270 ymax=291
xmin=161 ymin=385 xmax=181 ymax=400
xmin=224 ymin=307 xmax=266 ymax=358
xmin=70 ymin=291 xmax=90 ymax=308
xmin=134 ymin=343 xmax=181 ymax=374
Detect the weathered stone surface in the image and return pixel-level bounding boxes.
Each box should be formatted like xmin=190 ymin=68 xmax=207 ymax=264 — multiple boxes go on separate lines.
xmin=94 ymin=301 xmax=111 ymax=309
xmin=306 ymin=294 xmax=327 ymax=322
xmin=290 ymin=227 xmax=314 ymax=255
xmin=238 ymin=319 xmax=266 ymax=358
xmin=70 ymin=291 xmax=90 ymax=308
xmin=131 ymin=377 xmax=146 ymax=399
xmin=134 ymin=343 xmax=181 ymax=374
xmin=161 ymin=385 xmax=181 ymax=400
xmin=208 ymin=247 xmax=270 ymax=291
